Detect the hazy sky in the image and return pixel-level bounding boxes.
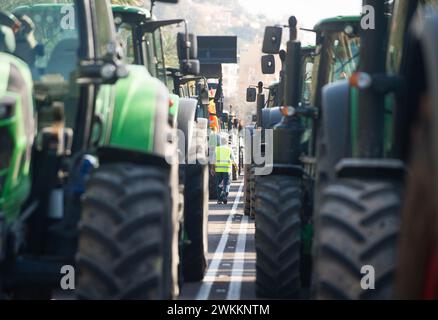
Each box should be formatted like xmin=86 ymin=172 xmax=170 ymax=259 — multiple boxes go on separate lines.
xmin=239 ymin=0 xmax=362 ymax=28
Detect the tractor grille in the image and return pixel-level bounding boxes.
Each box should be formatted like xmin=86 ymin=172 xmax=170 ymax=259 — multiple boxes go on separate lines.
xmin=0 ymin=127 xmax=13 ymax=171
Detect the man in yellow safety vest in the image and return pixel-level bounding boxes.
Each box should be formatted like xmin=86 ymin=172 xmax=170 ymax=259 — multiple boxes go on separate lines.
xmin=212 ymin=134 xmax=235 ymax=204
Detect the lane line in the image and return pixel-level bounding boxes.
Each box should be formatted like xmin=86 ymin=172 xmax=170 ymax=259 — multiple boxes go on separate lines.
xmin=226 ymin=215 xmax=249 ymax=300
xmin=195 ymin=181 xmax=244 ymax=300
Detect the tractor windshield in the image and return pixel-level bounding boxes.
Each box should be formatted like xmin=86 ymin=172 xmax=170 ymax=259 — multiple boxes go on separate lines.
xmin=311 ymin=28 xmax=360 ymax=106
xmin=114 ymin=17 xmax=168 ymax=83
xmin=301 ymin=54 xmax=314 ymax=104
xmin=0 ymin=1 xmax=79 ymax=82
xmin=329 ymin=32 xmax=360 ymax=82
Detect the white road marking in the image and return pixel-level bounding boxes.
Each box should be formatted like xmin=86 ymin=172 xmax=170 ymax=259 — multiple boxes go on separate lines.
xmin=195 ymin=182 xmax=244 ymax=300
xmin=226 ymin=215 xmax=250 ymax=300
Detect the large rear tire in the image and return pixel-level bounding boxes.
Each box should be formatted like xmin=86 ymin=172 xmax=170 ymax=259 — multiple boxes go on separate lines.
xmin=208 ymin=166 xmax=217 ymax=200
xmin=249 ymin=166 xmax=256 ymax=218
xmin=254 ymin=175 xmax=302 ymax=299
xmin=243 ymin=164 xmax=251 ymax=216
xmin=182 ymin=164 xmax=209 ymax=282
xmin=76 ymin=163 xmax=176 ymax=299
xmin=313 ymin=179 xmax=400 ymax=299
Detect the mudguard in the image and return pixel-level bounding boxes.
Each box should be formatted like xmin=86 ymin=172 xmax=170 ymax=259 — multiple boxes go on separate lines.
xmin=0 ymin=53 xmax=35 ymax=223
xmin=108 ymin=65 xmax=173 ymax=159
xmin=317 ymin=79 xmax=350 ymax=182
xmin=261 ymin=107 xmax=283 ymax=129
xmin=177 ymin=98 xmax=197 ymax=163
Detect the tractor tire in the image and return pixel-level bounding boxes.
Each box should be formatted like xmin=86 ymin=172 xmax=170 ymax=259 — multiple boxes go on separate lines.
xmin=313 ymin=179 xmax=401 ymax=299
xmin=182 ymin=164 xmax=209 ymax=282
xmin=209 ymin=167 xmax=217 ymax=200
xmin=243 ymin=164 xmax=251 ymax=216
xmin=76 ymin=163 xmax=176 ymax=299
xmin=249 ymin=166 xmax=256 ymax=218
xmin=232 ymin=164 xmax=238 ymax=181
xmin=254 ymin=175 xmax=302 ymax=299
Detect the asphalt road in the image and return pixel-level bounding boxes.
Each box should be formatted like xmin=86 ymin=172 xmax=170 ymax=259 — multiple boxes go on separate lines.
xmin=179 ymin=176 xmax=256 ymax=300
xmin=53 ymin=176 xmax=254 ymax=300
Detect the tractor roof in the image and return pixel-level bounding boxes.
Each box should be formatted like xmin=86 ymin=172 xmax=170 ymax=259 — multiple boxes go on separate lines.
xmin=112 ymin=5 xmax=151 ymax=20
xmin=314 ymin=15 xmax=360 ymax=32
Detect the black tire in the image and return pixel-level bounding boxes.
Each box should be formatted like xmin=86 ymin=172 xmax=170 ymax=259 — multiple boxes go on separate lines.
xmin=232 ymin=164 xmax=238 ymax=181
xmin=254 ymin=175 xmax=302 ymax=299
xmin=243 ymin=164 xmax=251 ymax=216
xmin=182 ymin=164 xmax=209 ymax=282
xmin=76 ymin=163 xmax=176 ymax=299
xmin=249 ymin=166 xmax=256 ymax=218
xmin=209 ymin=166 xmax=217 ymax=200
xmin=313 ymin=179 xmax=400 ymax=299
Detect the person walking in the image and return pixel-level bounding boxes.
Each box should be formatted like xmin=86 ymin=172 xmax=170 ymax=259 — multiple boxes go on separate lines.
xmin=212 ymin=134 xmax=235 ymax=204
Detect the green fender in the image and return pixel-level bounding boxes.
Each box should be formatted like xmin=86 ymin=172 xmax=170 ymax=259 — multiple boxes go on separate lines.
xmin=108 ymin=65 xmax=174 ymax=158
xmin=0 ymin=53 xmax=35 ymax=223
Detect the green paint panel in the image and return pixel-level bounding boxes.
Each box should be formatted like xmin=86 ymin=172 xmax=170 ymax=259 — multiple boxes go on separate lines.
xmin=109 ymin=65 xmax=159 ymax=153
xmin=0 ymin=54 xmax=34 ymax=223
xmin=111 ymin=5 xmax=151 ymax=18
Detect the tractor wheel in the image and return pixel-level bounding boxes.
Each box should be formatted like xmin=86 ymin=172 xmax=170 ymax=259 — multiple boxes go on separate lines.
xmin=209 ymin=166 xmax=217 ymax=200
xmin=249 ymin=166 xmax=256 ymax=218
xmin=182 ymin=164 xmax=209 ymax=281
xmin=254 ymin=175 xmax=302 ymax=299
xmin=313 ymin=179 xmax=400 ymax=299
xmin=232 ymin=164 xmax=238 ymax=181
xmin=76 ymin=163 xmax=176 ymax=299
xmin=243 ymin=164 xmax=251 ymax=216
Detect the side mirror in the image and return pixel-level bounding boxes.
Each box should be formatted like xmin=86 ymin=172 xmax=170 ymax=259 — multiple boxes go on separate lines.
xmin=262 ymin=26 xmax=282 ymax=54
xmin=177 ymin=32 xmax=198 ymax=60
xmin=180 ymin=59 xmax=200 ymax=75
xmin=246 ymin=87 xmax=257 ymax=102
xmin=261 ymin=55 xmax=275 ymax=74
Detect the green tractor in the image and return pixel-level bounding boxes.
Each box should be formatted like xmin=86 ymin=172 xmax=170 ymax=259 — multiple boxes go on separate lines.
xmin=0 ymin=0 xmax=187 ymax=299
xmin=312 ymin=0 xmax=438 ymax=299
xmin=249 ymin=15 xmax=360 ymax=299
xmin=0 ymin=13 xmax=36 ymax=292
xmin=110 ymin=4 xmax=209 ymax=284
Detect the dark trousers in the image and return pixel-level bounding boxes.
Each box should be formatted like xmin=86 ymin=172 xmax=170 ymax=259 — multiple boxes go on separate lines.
xmin=216 ymin=171 xmax=231 ymax=200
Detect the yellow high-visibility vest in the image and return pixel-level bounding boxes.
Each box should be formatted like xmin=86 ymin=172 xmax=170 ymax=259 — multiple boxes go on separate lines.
xmin=215 ymin=146 xmax=232 ymax=173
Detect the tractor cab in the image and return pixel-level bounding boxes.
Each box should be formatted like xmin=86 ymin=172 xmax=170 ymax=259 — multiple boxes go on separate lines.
xmin=310 ymin=16 xmax=360 ymax=109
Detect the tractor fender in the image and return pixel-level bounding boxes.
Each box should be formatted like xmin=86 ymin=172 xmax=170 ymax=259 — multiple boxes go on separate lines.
xmin=177 ymin=98 xmax=197 ymax=163
xmin=317 ymin=79 xmax=351 ymax=183
xmin=261 ymin=107 xmax=283 ymax=129
xmin=108 ymin=65 xmax=174 ymax=160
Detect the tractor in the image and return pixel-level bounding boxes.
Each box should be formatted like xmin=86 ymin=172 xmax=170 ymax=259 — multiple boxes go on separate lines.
xmin=247 ymin=15 xmax=360 ymax=299
xmin=110 ymin=3 xmax=209 ymax=284
xmin=312 ymin=0 xmax=438 ymax=299
xmin=0 ymin=0 xmax=186 ymax=299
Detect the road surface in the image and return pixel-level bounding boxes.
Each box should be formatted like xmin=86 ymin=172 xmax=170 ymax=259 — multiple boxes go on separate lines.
xmin=180 ymin=176 xmax=257 ymax=300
